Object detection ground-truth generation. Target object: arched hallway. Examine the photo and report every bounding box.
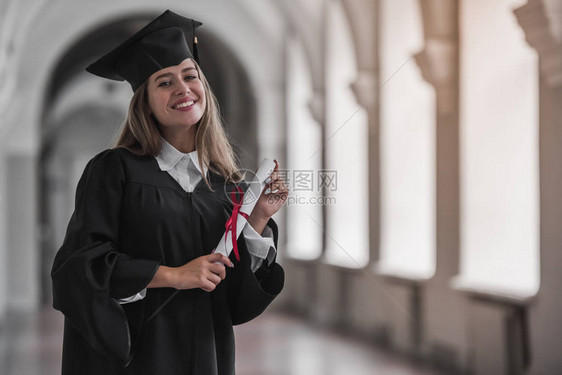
[1,0,561,374]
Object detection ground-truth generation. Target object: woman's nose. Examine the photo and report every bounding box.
[175,81,190,95]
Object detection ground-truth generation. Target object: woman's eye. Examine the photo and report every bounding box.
[185,75,197,81]
[158,81,171,87]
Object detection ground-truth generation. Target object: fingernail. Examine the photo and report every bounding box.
[264,188,271,195]
[265,177,271,184]
[271,189,279,194]
[229,262,235,268]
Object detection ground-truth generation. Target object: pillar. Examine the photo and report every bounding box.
[515,1,562,373]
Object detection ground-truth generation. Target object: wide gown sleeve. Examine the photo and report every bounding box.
[51,149,159,365]
[227,218,285,325]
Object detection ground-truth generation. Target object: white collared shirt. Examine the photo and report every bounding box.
[117,138,276,304]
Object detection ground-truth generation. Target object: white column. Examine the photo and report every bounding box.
[514,1,562,374]
[5,154,39,310]
[413,0,468,370]
[0,153,7,318]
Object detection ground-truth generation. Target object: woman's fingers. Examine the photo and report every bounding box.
[173,253,233,291]
[208,262,227,280]
[271,178,287,190]
[200,279,218,292]
[207,252,233,268]
[206,271,222,285]
[265,177,288,195]
[264,160,289,195]
[198,269,223,292]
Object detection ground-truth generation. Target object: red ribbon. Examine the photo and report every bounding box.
[224,186,249,261]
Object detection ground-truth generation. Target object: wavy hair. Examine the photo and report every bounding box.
[112,58,242,188]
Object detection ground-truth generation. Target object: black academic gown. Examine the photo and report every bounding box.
[51,147,284,375]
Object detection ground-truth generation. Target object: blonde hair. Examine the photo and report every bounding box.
[113,58,242,188]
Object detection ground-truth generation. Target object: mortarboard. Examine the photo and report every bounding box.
[86,10,202,92]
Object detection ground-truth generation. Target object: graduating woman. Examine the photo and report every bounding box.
[51,10,287,375]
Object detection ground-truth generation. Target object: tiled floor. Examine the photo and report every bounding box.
[0,307,445,375]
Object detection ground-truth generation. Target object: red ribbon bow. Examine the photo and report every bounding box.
[224,186,249,261]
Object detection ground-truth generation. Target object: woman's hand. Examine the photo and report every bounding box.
[148,253,233,292]
[247,160,289,233]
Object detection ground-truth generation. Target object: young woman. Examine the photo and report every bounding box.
[51,10,287,375]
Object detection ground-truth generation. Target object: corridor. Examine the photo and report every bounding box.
[0,309,444,375]
[1,0,561,374]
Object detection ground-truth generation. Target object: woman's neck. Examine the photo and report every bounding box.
[160,125,197,153]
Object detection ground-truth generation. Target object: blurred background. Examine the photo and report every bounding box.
[0,0,561,374]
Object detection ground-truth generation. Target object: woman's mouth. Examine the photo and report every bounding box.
[173,100,196,109]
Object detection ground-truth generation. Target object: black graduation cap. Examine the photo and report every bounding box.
[86,10,202,92]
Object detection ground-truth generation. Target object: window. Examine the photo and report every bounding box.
[458,0,539,296]
[324,0,369,268]
[285,35,323,260]
[377,0,436,278]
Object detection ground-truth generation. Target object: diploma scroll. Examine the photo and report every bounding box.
[144,159,275,326]
[213,158,276,258]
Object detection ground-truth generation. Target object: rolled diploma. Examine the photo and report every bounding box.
[213,158,276,257]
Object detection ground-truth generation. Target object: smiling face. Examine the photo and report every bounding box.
[146,58,206,130]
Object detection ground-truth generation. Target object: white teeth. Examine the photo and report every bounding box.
[174,100,195,109]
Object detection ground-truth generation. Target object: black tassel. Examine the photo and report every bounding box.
[192,21,199,64]
[193,36,199,64]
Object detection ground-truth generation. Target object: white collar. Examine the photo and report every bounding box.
[155,137,208,176]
